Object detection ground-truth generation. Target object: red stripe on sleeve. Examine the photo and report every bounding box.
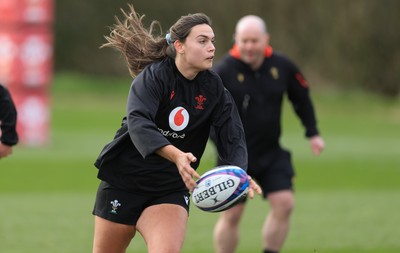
[295,73,308,88]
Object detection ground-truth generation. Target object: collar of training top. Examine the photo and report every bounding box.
[229,44,273,59]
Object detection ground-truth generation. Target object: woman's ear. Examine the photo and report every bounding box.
[174,40,184,54]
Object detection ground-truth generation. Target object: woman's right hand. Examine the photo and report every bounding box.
[175,152,200,191]
[156,145,200,191]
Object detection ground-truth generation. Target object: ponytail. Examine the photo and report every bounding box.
[101,5,168,77]
[102,4,212,77]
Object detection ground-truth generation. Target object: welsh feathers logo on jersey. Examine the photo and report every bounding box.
[169,106,189,131]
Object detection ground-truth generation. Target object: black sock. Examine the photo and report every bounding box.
[264,250,278,253]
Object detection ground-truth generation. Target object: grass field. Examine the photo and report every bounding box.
[1,72,399,253]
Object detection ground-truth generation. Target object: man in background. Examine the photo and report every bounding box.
[212,15,325,253]
[0,84,18,158]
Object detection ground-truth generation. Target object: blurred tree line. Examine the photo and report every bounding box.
[55,0,399,97]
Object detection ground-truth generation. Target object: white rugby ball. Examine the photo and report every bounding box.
[192,165,249,212]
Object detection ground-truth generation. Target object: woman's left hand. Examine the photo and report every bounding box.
[247,176,262,199]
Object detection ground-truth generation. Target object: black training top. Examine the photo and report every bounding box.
[213,45,319,167]
[0,84,18,146]
[95,57,247,195]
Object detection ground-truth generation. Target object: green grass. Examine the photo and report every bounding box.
[1,72,399,252]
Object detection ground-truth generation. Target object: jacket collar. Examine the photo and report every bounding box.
[229,44,273,59]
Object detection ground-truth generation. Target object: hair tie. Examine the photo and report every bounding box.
[165,33,172,45]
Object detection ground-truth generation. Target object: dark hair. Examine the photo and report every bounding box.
[101,4,212,77]
[166,13,212,57]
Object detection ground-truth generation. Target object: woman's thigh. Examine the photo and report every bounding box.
[137,204,189,253]
[92,216,136,253]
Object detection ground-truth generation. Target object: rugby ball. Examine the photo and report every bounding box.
[192,165,249,212]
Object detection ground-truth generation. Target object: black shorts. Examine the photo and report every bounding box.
[92,181,190,225]
[249,148,295,198]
